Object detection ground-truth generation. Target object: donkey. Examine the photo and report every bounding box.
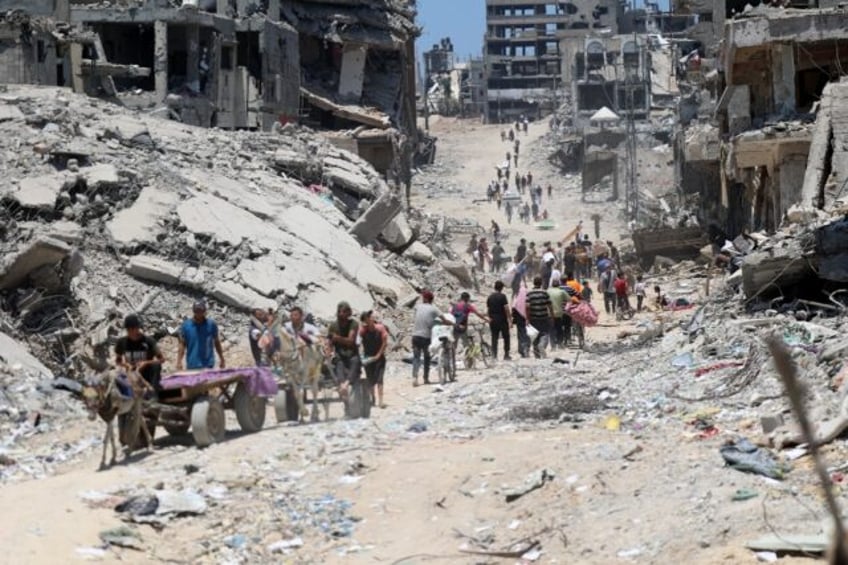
[81,369,153,468]
[261,322,327,422]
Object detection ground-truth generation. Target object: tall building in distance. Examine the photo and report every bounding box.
[484,0,620,123]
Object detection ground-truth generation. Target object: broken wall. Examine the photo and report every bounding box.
[0,25,58,87]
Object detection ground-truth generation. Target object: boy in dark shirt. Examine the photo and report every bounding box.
[115,314,164,391]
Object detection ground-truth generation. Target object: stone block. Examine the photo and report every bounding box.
[349,192,403,245]
[0,331,52,378]
[126,255,183,285]
[9,172,72,208]
[441,260,473,287]
[405,241,435,264]
[381,212,414,250]
[81,164,120,187]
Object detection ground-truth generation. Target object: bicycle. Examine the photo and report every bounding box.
[463,325,492,370]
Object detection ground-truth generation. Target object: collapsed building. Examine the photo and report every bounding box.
[0,0,421,186]
[676,7,848,238]
[422,38,485,118]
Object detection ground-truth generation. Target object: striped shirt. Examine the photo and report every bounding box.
[526,289,552,320]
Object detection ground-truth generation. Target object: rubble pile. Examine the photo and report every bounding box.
[0,85,469,458]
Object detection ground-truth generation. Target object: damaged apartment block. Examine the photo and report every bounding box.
[69,0,299,130]
[284,0,419,185]
[484,0,621,123]
[714,7,848,233]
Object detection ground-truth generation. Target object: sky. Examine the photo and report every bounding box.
[416,0,671,64]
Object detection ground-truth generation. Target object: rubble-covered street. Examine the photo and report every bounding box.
[4,0,848,564]
[0,101,842,563]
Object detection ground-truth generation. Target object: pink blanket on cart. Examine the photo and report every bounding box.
[161,367,278,397]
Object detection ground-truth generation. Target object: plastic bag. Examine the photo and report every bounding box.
[500,263,517,285]
[526,324,539,340]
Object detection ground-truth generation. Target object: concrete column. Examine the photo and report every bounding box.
[339,44,366,99]
[771,43,796,117]
[154,20,168,100]
[186,24,200,91]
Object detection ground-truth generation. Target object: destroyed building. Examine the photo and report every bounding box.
[561,34,651,126]
[422,38,485,118]
[67,1,300,130]
[483,0,620,123]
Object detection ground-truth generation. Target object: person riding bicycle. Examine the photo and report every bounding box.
[451,292,490,370]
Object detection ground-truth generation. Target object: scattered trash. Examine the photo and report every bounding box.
[75,547,107,559]
[407,422,428,433]
[184,464,200,475]
[720,438,790,479]
[731,488,758,501]
[754,551,778,563]
[99,526,143,550]
[671,352,694,368]
[267,537,304,554]
[115,489,207,524]
[603,414,621,431]
[617,547,643,558]
[504,469,555,503]
[223,534,247,549]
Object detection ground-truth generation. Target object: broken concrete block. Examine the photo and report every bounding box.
[0,104,24,122]
[306,277,372,321]
[237,257,287,298]
[126,255,183,285]
[441,260,473,288]
[108,185,180,246]
[761,414,785,434]
[0,236,72,290]
[381,213,414,251]
[7,172,73,209]
[0,331,53,378]
[405,241,435,264]
[211,280,276,312]
[81,164,121,187]
[49,221,84,244]
[273,147,315,177]
[349,192,403,245]
[323,164,375,197]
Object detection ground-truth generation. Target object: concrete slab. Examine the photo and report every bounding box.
[81,164,121,187]
[277,205,408,298]
[126,255,184,285]
[0,236,72,290]
[0,105,24,122]
[441,260,474,288]
[236,256,287,298]
[0,331,53,378]
[349,192,403,244]
[108,185,180,246]
[212,280,277,312]
[177,193,296,252]
[305,276,373,321]
[8,172,72,209]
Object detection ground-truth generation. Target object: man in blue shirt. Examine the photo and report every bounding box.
[177,301,225,370]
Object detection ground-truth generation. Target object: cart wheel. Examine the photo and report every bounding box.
[164,421,190,436]
[191,395,226,447]
[234,382,266,432]
[274,388,300,423]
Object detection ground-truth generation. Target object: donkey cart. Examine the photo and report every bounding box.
[120,367,278,448]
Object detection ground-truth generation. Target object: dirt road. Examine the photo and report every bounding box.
[0,119,818,564]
